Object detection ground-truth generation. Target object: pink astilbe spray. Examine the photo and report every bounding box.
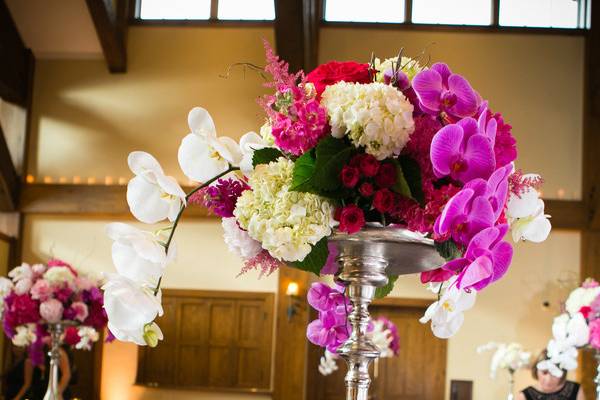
[508,169,544,198]
[238,250,281,278]
[258,40,329,155]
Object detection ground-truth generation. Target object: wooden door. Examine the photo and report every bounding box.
[309,299,447,400]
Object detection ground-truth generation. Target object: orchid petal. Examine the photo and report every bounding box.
[188,107,216,137]
[457,255,493,289]
[447,74,480,118]
[507,190,540,219]
[436,188,474,235]
[178,133,229,183]
[430,124,465,177]
[128,151,163,179]
[459,134,495,182]
[456,117,479,142]
[127,176,171,224]
[430,63,452,86]
[520,214,552,243]
[413,69,443,113]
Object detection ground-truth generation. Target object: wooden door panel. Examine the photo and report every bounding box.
[209,301,236,345]
[208,346,235,386]
[179,301,209,343]
[177,345,208,386]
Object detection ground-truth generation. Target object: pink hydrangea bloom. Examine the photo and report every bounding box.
[40,298,64,323]
[30,279,52,301]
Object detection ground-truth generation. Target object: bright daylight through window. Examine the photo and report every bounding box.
[412,0,492,25]
[139,0,274,20]
[324,0,405,23]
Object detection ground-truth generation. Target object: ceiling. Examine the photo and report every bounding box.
[6,0,102,59]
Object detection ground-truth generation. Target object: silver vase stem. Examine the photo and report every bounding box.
[43,323,64,400]
[507,369,515,400]
[336,255,389,400]
[595,351,600,400]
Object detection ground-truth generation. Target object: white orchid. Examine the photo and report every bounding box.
[239,131,270,177]
[537,359,567,378]
[106,223,175,285]
[420,277,477,338]
[178,107,242,183]
[127,151,186,224]
[369,319,395,358]
[506,174,551,243]
[540,312,591,376]
[12,324,37,347]
[103,273,163,346]
[318,350,339,376]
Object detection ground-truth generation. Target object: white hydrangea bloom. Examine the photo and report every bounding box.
[374,56,424,82]
[43,266,75,286]
[321,82,415,160]
[234,158,334,262]
[75,327,100,350]
[221,217,262,260]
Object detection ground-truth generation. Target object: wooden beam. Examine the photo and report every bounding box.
[0,0,33,106]
[20,184,212,218]
[85,0,128,73]
[274,0,320,73]
[580,1,600,397]
[545,199,587,231]
[0,125,19,211]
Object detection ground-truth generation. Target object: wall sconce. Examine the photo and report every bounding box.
[286,281,301,320]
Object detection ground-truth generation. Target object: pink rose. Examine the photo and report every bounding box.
[74,277,94,291]
[70,302,89,322]
[31,279,52,301]
[40,299,63,323]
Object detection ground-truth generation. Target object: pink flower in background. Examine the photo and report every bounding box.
[40,299,63,323]
[68,302,89,322]
[583,279,600,289]
[64,326,80,346]
[590,319,600,350]
[74,276,95,292]
[31,264,46,276]
[30,279,52,301]
[54,287,73,303]
[5,294,40,326]
[412,63,481,120]
[47,259,78,276]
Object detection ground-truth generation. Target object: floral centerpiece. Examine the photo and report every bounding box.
[538,278,600,377]
[478,342,531,378]
[0,259,107,364]
[103,41,551,346]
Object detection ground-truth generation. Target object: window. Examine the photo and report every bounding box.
[140,0,211,20]
[412,0,492,25]
[324,0,406,23]
[499,0,581,29]
[138,0,274,21]
[218,0,275,20]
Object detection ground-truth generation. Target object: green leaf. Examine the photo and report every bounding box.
[312,137,354,191]
[290,237,328,275]
[434,239,462,261]
[290,150,316,192]
[252,148,283,167]
[391,160,412,198]
[399,156,425,206]
[375,275,398,299]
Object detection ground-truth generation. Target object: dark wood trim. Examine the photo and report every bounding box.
[0,124,20,211]
[545,200,588,231]
[85,0,128,73]
[162,288,275,300]
[0,1,33,107]
[320,21,588,36]
[491,0,500,27]
[274,0,319,73]
[210,0,218,20]
[373,297,432,309]
[404,0,413,24]
[128,18,273,27]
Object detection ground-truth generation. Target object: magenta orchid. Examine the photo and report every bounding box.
[442,224,513,291]
[430,111,497,183]
[412,63,481,120]
[306,282,351,352]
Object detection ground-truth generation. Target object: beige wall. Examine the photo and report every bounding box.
[320,28,584,200]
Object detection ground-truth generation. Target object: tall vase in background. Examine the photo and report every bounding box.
[43,323,64,400]
[507,369,515,400]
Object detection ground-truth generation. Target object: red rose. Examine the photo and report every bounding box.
[64,326,81,346]
[359,182,374,197]
[359,154,380,177]
[373,189,394,213]
[338,204,365,234]
[306,61,372,97]
[340,165,360,188]
[375,163,397,188]
[580,306,592,319]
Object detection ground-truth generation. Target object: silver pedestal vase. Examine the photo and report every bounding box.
[507,369,515,400]
[43,323,65,400]
[331,225,444,400]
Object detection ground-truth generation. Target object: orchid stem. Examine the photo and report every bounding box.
[153,166,240,295]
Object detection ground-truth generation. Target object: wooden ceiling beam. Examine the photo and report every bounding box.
[0,0,33,107]
[85,0,128,73]
[274,0,320,73]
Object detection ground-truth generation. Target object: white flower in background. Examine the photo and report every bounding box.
[127,151,187,224]
[178,107,242,183]
[234,158,334,262]
[321,82,415,160]
[0,277,13,313]
[565,286,600,315]
[75,327,100,350]
[106,223,175,285]
[142,322,164,348]
[541,312,591,376]
[369,319,394,358]
[239,131,270,177]
[14,279,32,295]
[420,277,477,338]
[8,263,33,283]
[31,264,46,275]
[103,273,163,346]
[506,175,551,243]
[374,56,424,82]
[537,358,568,378]
[43,266,75,286]
[477,342,531,378]
[221,217,262,260]
[12,324,37,347]
[318,350,339,376]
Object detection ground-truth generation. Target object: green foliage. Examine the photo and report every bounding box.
[391,160,412,198]
[399,155,425,206]
[290,237,328,275]
[252,148,283,167]
[375,275,399,299]
[434,239,462,261]
[290,150,316,192]
[312,137,355,191]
